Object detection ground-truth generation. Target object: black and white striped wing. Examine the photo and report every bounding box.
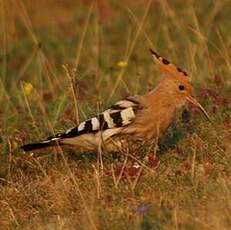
[56,97,142,139]
[21,97,143,151]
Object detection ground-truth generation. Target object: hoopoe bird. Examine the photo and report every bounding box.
[21,49,211,153]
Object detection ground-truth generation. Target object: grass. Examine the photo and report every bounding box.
[0,0,231,229]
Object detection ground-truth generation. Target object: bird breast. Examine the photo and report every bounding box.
[131,102,176,141]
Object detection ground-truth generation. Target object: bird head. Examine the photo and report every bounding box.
[150,48,212,123]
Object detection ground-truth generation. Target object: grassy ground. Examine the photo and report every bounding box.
[0,0,231,229]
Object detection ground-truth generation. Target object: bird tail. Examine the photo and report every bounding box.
[21,139,62,151]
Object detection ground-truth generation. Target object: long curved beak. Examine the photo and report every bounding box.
[187,96,212,123]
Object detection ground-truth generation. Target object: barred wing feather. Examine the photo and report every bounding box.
[21,97,143,151]
[57,97,142,139]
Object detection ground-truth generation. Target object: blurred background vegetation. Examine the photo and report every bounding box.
[0,0,230,229]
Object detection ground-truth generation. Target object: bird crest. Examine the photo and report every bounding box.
[149,48,190,80]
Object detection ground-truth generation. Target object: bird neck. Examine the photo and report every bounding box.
[145,85,177,109]
[138,87,178,139]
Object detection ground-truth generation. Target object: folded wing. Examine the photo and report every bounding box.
[21,97,143,151]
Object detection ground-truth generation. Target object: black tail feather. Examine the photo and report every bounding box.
[21,141,58,151]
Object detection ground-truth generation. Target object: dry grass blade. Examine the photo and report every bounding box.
[110,0,153,97]
[63,65,80,125]
[74,1,94,70]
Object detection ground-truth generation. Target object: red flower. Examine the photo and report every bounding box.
[199,88,217,99]
[200,89,211,97]
[106,162,142,179]
[43,91,53,101]
[224,122,231,129]
[188,103,201,114]
[148,155,159,168]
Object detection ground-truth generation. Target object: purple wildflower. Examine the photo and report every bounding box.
[133,203,149,216]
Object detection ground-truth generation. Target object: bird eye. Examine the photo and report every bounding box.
[178,85,185,91]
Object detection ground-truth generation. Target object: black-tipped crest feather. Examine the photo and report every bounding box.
[149,48,189,78]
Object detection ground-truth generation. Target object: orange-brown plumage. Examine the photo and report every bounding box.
[21,49,211,153]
